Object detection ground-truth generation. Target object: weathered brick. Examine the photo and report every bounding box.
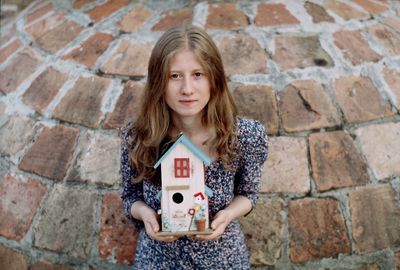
[34,185,97,259]
[359,263,380,270]
[0,101,5,114]
[22,67,68,114]
[61,32,115,67]
[349,185,400,253]
[279,80,340,132]
[309,131,369,192]
[233,85,278,135]
[353,0,388,14]
[87,0,128,23]
[26,2,53,24]
[0,24,17,46]
[73,0,95,9]
[0,37,22,63]
[0,49,41,94]
[382,16,400,32]
[325,0,369,20]
[218,34,268,76]
[31,260,73,270]
[118,7,151,33]
[52,75,111,128]
[0,244,28,270]
[255,3,299,27]
[383,67,400,108]
[333,30,382,65]
[36,20,84,53]
[206,3,248,30]
[262,137,309,194]
[273,35,333,70]
[0,116,40,158]
[395,252,400,270]
[98,193,138,264]
[333,76,393,123]
[289,198,350,263]
[19,125,79,181]
[368,24,400,56]
[152,8,193,31]
[66,131,119,186]
[240,198,285,266]
[103,81,144,129]
[0,173,47,240]
[100,40,151,77]
[24,12,65,40]
[355,122,400,180]
[304,1,335,23]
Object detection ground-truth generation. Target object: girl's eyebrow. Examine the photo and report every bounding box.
[169,68,204,72]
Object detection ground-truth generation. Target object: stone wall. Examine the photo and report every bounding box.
[0,0,399,269]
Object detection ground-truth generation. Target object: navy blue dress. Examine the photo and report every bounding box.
[120,117,268,269]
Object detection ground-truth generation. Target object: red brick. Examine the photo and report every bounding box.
[395,252,400,270]
[118,7,151,33]
[309,131,369,192]
[382,16,400,32]
[218,34,268,76]
[98,193,138,264]
[233,85,278,135]
[355,122,400,180]
[26,3,53,24]
[289,198,350,263]
[255,3,299,27]
[325,0,369,20]
[36,20,84,53]
[0,48,41,94]
[31,260,73,270]
[61,32,115,67]
[0,24,17,46]
[279,80,340,132]
[383,67,400,108]
[100,40,152,77]
[87,0,129,23]
[53,75,111,128]
[22,67,68,115]
[274,35,333,70]
[73,0,96,9]
[206,3,249,30]
[333,76,394,123]
[240,198,285,266]
[304,1,335,23]
[349,185,400,254]
[66,131,120,186]
[24,12,65,40]
[103,81,144,129]
[0,244,28,270]
[262,137,309,194]
[0,173,47,240]
[333,30,382,65]
[0,37,22,63]
[352,0,388,14]
[151,8,193,31]
[19,125,79,180]
[368,24,400,56]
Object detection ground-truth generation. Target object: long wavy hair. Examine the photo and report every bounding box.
[128,25,238,182]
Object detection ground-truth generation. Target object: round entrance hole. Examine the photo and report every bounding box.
[172,192,184,204]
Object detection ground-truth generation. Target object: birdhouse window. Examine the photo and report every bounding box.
[174,158,190,178]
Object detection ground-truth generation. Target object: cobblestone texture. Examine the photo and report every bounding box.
[0,0,399,269]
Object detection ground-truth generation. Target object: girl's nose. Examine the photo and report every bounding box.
[181,76,194,95]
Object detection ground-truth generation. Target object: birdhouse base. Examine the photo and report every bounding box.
[155,229,213,236]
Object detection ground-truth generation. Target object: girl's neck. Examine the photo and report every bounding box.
[170,114,205,138]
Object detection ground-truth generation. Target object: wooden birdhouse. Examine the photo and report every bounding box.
[154,133,213,236]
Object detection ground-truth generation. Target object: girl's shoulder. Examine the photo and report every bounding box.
[235,116,267,140]
[119,119,136,146]
[235,117,269,160]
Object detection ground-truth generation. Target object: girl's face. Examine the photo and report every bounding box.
[165,49,211,122]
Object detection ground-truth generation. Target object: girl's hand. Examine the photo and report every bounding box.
[195,209,233,241]
[139,205,178,242]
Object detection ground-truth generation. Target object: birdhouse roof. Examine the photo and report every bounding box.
[153,133,211,168]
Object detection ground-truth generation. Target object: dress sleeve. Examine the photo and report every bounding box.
[234,120,269,212]
[120,125,144,229]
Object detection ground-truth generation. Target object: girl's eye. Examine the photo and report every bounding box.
[194,72,202,78]
[170,73,181,79]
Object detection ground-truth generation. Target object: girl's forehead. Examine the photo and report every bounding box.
[169,49,205,70]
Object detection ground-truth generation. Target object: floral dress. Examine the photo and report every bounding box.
[120,117,269,270]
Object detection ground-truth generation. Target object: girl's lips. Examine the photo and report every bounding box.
[179,100,197,104]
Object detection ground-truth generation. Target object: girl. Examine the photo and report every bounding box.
[120,25,268,269]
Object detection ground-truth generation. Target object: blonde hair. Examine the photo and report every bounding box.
[128,25,237,182]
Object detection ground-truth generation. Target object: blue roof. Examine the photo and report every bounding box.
[153,133,212,168]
